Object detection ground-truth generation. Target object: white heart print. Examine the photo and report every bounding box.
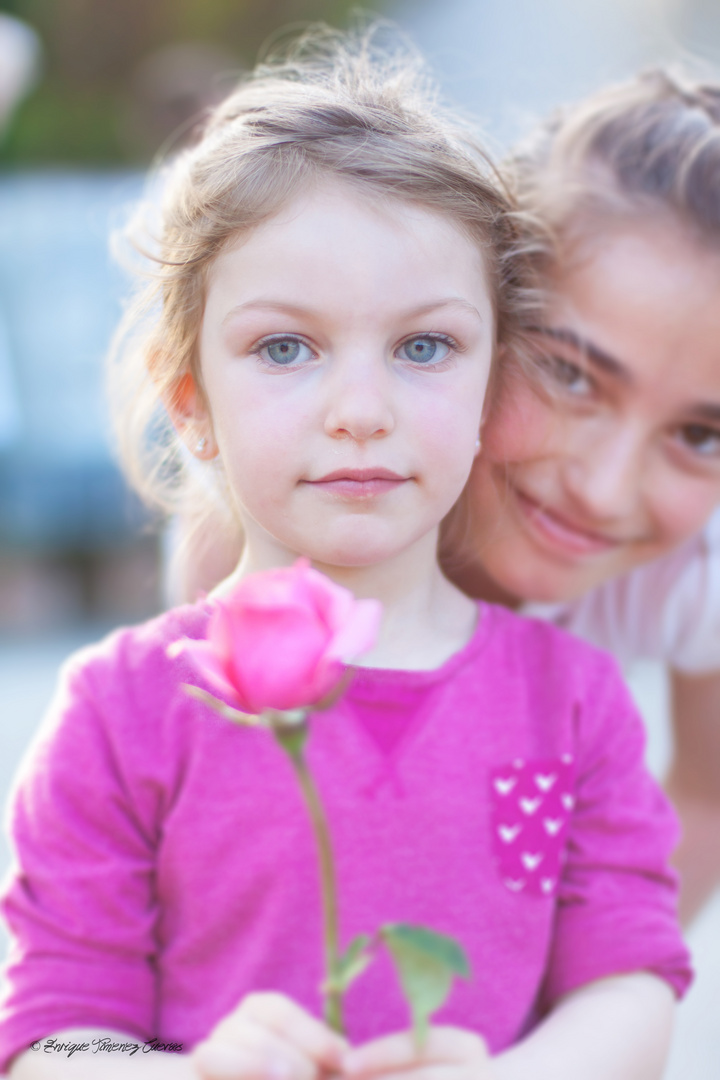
[491,755,576,899]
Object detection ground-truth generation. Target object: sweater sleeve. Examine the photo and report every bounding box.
[0,645,161,1073]
[540,650,693,1009]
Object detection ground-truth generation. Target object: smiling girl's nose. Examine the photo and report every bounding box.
[323,354,395,442]
[561,421,646,522]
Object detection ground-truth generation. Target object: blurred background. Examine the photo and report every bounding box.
[0,1,719,1076]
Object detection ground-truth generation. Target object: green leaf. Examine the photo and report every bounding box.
[333,934,374,992]
[381,924,470,1048]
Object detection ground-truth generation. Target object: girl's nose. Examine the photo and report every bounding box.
[561,423,645,522]
[323,358,395,442]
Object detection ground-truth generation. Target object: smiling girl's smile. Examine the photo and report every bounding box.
[512,487,624,559]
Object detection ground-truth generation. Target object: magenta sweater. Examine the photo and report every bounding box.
[0,602,691,1071]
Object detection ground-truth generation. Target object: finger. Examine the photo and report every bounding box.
[240,1017,320,1080]
[241,993,348,1069]
[198,1017,318,1080]
[355,1066,489,1080]
[343,1028,488,1078]
[192,1040,293,1080]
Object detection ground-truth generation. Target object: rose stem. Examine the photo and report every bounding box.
[288,747,344,1034]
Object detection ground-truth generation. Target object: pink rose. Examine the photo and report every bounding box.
[173,559,382,714]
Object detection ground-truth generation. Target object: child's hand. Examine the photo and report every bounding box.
[342,1027,494,1080]
[191,992,348,1080]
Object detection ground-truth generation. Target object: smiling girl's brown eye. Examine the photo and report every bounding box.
[536,351,592,396]
[679,423,720,456]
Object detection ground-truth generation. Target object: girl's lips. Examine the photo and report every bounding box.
[305,468,408,499]
[514,489,621,558]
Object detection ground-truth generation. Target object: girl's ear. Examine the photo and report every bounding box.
[163,369,219,461]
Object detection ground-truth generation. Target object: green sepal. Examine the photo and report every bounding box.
[182,684,263,726]
[272,714,310,758]
[326,934,374,994]
[271,708,308,727]
[381,924,471,1048]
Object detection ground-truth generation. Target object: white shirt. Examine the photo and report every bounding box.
[524,508,720,674]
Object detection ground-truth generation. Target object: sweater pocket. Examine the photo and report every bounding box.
[489,756,575,898]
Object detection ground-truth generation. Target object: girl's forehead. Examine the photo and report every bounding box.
[550,217,720,318]
[205,180,493,313]
[545,219,720,396]
[555,210,720,282]
[216,178,485,258]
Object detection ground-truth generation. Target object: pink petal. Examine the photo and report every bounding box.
[168,637,250,710]
[189,559,382,713]
[325,598,383,663]
[227,560,317,619]
[293,563,379,641]
[217,598,332,711]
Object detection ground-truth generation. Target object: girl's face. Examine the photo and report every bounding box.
[468,219,720,604]
[190,181,494,575]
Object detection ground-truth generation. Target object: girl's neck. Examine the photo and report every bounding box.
[218,533,479,672]
[330,558,478,671]
[446,553,523,609]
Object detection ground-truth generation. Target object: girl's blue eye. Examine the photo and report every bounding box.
[268,340,299,364]
[398,336,450,364]
[257,337,314,366]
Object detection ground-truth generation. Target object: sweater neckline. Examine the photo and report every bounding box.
[347,601,492,690]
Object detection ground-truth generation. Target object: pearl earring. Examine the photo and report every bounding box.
[474,436,481,453]
[196,436,207,453]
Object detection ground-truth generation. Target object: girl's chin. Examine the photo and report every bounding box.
[275,525,438,573]
[276,542,412,573]
[313,549,412,572]
[485,546,617,607]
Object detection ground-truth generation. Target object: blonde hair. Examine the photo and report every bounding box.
[109,24,539,532]
[509,67,720,269]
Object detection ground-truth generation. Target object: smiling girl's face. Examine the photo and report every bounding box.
[188,180,494,578]
[467,218,720,604]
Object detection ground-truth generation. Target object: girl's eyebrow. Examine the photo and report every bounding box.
[534,326,632,382]
[404,297,484,320]
[222,297,484,325]
[686,403,720,425]
[222,300,313,325]
[538,327,720,421]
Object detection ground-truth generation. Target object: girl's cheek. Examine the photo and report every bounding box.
[483,378,560,464]
[648,475,720,548]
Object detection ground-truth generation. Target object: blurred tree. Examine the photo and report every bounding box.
[0,0,380,164]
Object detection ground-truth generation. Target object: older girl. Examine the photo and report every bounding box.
[0,31,688,1080]
[452,70,720,923]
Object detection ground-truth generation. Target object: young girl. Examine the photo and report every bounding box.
[449,69,720,923]
[0,30,690,1080]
